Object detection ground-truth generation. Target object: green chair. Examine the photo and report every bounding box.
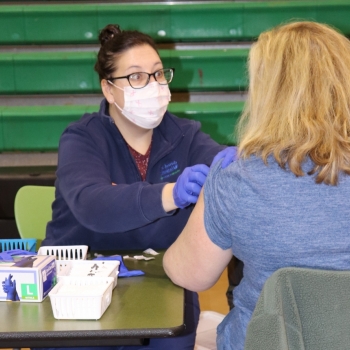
[244,267,350,350]
[14,185,55,251]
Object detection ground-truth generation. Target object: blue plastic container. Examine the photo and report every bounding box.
[0,238,37,253]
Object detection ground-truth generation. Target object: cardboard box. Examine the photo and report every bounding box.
[0,255,56,302]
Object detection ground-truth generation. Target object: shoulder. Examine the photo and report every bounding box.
[207,156,265,182]
[223,156,282,181]
[58,100,119,152]
[161,110,202,134]
[205,156,278,197]
[63,99,112,135]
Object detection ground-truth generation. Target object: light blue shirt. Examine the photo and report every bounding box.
[204,156,350,350]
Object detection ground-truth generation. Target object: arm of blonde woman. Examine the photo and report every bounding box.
[163,189,232,292]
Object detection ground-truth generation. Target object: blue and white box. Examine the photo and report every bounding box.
[0,255,56,302]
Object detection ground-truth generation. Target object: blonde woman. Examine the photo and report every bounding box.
[164,21,350,350]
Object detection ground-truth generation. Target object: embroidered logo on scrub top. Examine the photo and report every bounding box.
[160,161,180,180]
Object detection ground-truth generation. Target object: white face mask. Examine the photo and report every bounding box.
[108,81,171,129]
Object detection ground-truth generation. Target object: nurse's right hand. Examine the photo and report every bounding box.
[173,164,209,209]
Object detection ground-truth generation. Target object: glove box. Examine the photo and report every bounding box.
[0,255,56,302]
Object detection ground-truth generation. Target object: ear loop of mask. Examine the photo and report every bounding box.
[107,80,124,112]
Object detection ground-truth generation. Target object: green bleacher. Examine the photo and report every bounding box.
[1,1,349,44]
[0,0,349,151]
[0,102,244,151]
[0,49,249,94]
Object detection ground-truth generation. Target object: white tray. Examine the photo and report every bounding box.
[49,276,114,320]
[38,245,88,260]
[57,260,120,289]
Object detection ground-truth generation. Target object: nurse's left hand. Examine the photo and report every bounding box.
[211,146,238,169]
[173,164,209,209]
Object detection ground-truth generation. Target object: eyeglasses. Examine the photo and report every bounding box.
[108,68,175,89]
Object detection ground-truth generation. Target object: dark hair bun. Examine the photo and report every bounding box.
[98,24,121,46]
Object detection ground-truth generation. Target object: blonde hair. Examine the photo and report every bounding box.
[237,21,350,185]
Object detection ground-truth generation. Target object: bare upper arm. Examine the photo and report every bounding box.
[163,189,232,292]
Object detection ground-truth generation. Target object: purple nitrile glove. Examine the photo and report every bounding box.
[173,164,209,209]
[2,274,20,301]
[0,249,36,262]
[94,255,144,277]
[211,146,238,169]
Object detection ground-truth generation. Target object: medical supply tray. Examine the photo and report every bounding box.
[38,245,88,260]
[57,260,120,288]
[0,238,37,253]
[49,276,114,320]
